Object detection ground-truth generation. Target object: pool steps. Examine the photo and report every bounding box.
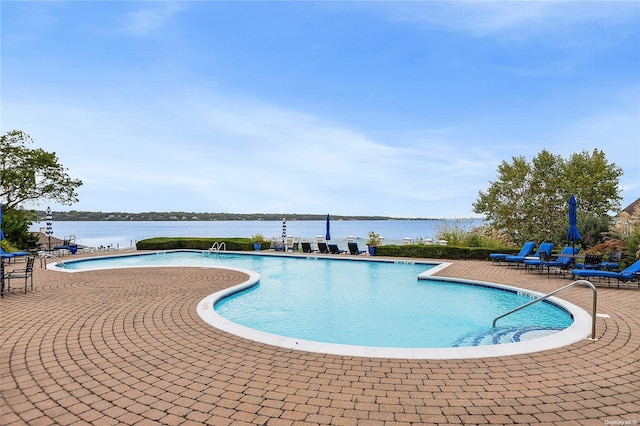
[453,325,563,347]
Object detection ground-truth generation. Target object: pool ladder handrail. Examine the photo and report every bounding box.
[492,279,597,340]
[40,253,69,269]
[208,242,226,252]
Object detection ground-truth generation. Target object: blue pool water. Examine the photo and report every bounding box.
[56,251,574,349]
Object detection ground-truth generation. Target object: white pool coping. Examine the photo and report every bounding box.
[48,250,594,359]
[196,266,593,359]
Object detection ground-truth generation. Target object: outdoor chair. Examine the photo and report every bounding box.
[489,241,536,264]
[317,242,330,254]
[0,247,29,262]
[6,256,35,294]
[510,242,554,269]
[601,251,622,270]
[348,242,366,255]
[523,243,555,272]
[328,244,345,254]
[527,251,553,274]
[540,246,579,278]
[301,242,315,253]
[575,253,604,270]
[271,239,285,251]
[1,260,5,298]
[572,259,640,288]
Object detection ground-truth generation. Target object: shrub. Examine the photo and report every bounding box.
[251,233,266,244]
[136,237,253,251]
[375,244,497,260]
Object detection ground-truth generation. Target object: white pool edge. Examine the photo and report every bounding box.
[196,266,593,360]
[47,250,593,359]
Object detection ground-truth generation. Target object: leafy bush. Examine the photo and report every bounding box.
[136,237,253,251]
[135,238,539,261]
[375,244,499,260]
[251,233,266,244]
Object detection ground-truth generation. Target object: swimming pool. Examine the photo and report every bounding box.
[52,250,592,358]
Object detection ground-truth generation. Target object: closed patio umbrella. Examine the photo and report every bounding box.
[46,207,54,251]
[282,218,287,247]
[567,195,581,252]
[0,204,5,241]
[325,214,331,241]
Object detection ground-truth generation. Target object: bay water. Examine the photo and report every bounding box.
[29,218,483,249]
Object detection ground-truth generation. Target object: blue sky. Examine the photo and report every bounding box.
[2,1,639,218]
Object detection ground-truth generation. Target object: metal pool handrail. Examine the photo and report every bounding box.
[40,253,69,269]
[208,242,226,252]
[492,279,597,340]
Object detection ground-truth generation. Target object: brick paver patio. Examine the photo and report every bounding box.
[1,253,638,425]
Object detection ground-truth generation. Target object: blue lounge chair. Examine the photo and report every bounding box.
[572,259,640,288]
[522,242,555,271]
[489,241,536,263]
[0,247,29,261]
[540,246,580,278]
[348,242,366,255]
[508,242,553,268]
[0,248,13,260]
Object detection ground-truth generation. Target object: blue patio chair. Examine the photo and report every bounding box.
[1,260,5,298]
[540,246,580,278]
[508,242,553,269]
[574,253,604,270]
[0,247,29,261]
[522,243,555,272]
[572,259,640,288]
[600,251,622,270]
[489,241,536,264]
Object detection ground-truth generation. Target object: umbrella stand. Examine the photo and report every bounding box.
[325,214,331,242]
[567,195,581,254]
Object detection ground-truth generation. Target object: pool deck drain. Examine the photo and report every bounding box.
[1,253,639,425]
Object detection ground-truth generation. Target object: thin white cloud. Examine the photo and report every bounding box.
[3,1,637,216]
[379,1,639,39]
[3,87,497,216]
[121,2,184,36]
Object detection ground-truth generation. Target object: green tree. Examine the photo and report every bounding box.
[472,156,531,244]
[473,149,622,247]
[1,207,38,250]
[561,150,623,217]
[1,130,83,209]
[1,130,83,248]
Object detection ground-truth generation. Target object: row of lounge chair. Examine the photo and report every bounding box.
[301,242,366,255]
[572,260,640,288]
[489,241,639,288]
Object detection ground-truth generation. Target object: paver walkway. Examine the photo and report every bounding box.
[1,254,638,425]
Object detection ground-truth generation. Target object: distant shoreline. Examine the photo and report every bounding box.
[34,211,483,222]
